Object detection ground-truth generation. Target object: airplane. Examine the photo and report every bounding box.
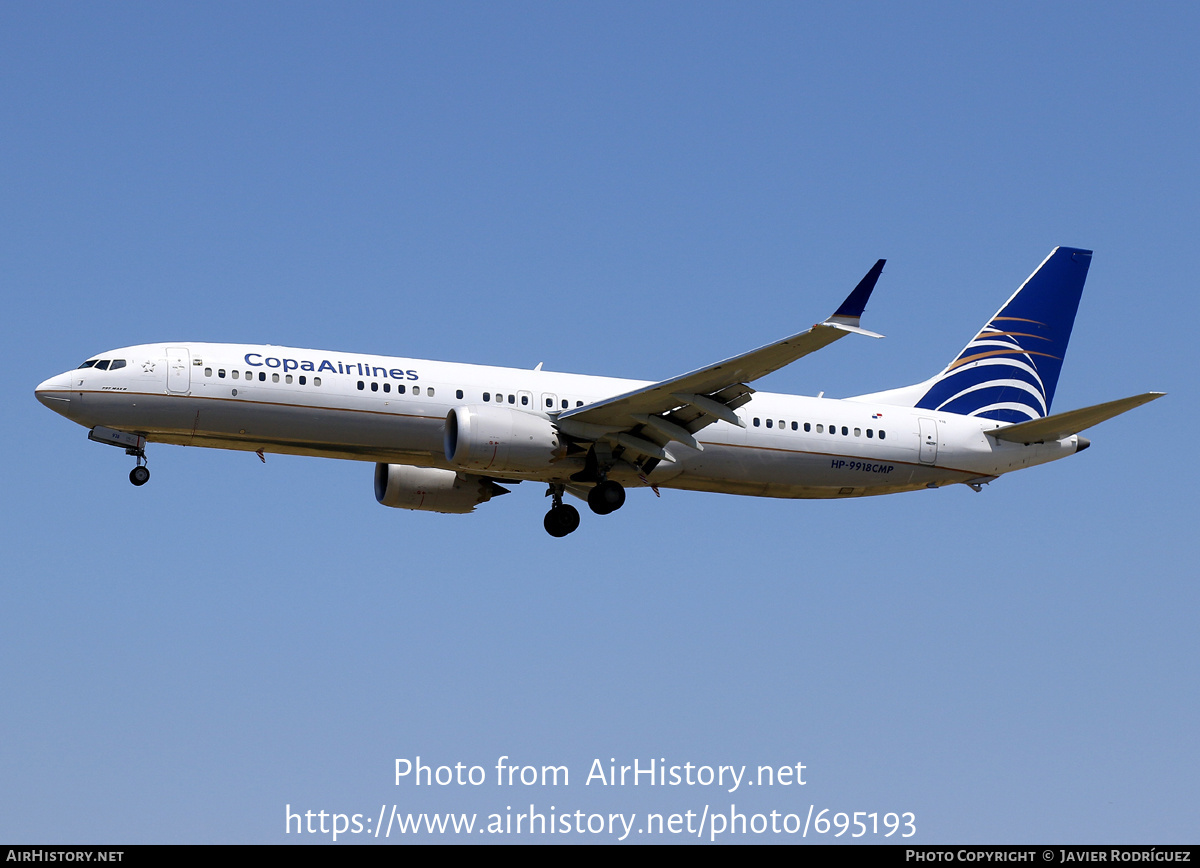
[35,247,1162,537]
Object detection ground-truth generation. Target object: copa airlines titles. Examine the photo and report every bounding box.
[243,352,418,381]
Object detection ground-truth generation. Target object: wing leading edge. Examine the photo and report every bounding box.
[556,260,886,466]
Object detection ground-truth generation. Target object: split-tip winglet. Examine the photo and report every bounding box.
[827,259,885,331]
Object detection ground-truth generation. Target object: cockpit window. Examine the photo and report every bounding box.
[77,358,126,371]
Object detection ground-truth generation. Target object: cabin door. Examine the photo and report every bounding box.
[918,417,938,464]
[166,347,191,393]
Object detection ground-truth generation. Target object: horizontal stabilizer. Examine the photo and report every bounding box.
[986,392,1164,444]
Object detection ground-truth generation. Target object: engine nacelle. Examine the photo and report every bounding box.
[374,464,508,514]
[444,404,561,474]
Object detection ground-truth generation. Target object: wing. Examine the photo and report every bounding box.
[556,260,886,469]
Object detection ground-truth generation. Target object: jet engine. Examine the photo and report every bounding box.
[374,464,509,514]
[444,404,561,474]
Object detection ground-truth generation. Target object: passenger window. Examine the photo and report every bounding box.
[371,382,378,392]
[314,377,321,386]
[854,428,861,437]
[218,369,225,378]
[272,373,280,383]
[357,381,364,390]
[791,421,798,430]
[546,397,553,408]
[816,424,824,433]
[397,384,405,394]
[804,422,811,432]
[508,395,515,404]
[576,401,583,407]
[766,419,772,428]
[867,429,873,438]
[428,388,435,397]
[383,382,390,393]
[484,392,491,402]
[413,386,421,396]
[259,372,266,382]
[841,426,848,435]
[205,368,212,377]
[232,370,240,380]
[299,375,306,385]
[753,418,761,427]
[286,374,293,384]
[520,394,526,405]
[778,420,784,429]
[245,372,252,380]
[457,390,464,400]
[562,400,569,409]
[879,430,886,440]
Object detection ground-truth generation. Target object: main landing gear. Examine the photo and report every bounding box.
[543,479,627,537]
[587,479,625,515]
[544,485,580,538]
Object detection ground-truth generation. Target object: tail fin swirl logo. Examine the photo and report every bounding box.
[915,247,1092,423]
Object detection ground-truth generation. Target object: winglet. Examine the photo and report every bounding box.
[828,259,885,327]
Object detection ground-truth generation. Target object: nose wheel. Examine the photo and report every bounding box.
[128,446,149,486]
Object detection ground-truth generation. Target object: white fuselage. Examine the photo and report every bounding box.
[35,342,1080,499]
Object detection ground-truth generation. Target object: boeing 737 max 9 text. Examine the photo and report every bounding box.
[36,247,1162,536]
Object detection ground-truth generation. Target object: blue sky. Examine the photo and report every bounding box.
[3,3,1196,843]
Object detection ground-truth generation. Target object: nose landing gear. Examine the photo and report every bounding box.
[86,426,151,487]
[129,458,150,486]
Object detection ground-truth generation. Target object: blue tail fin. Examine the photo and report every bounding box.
[913,247,1092,422]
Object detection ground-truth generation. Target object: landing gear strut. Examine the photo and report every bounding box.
[543,484,580,537]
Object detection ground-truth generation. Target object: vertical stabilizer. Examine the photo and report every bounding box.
[859,247,1093,421]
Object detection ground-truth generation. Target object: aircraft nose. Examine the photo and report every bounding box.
[35,372,74,413]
